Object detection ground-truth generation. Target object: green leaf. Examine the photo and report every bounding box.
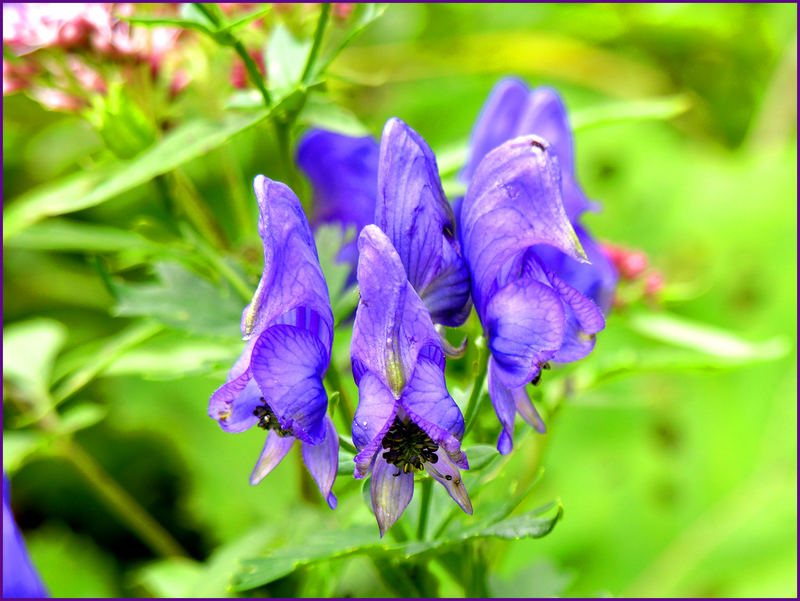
[5,218,156,252]
[56,404,108,435]
[120,15,214,36]
[267,24,312,96]
[231,502,562,591]
[113,262,243,338]
[300,94,371,136]
[3,318,67,407]
[84,81,157,159]
[133,558,205,598]
[627,311,788,363]
[47,321,163,413]
[218,5,272,33]
[463,444,499,472]
[571,94,691,131]
[3,111,271,241]
[337,448,356,476]
[2,431,49,474]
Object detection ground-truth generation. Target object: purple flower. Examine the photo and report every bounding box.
[297,120,472,329]
[462,78,618,313]
[350,225,472,536]
[208,175,338,508]
[375,118,472,328]
[296,129,379,282]
[3,473,48,598]
[459,135,606,454]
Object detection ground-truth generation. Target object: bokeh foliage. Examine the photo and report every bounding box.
[3,3,796,597]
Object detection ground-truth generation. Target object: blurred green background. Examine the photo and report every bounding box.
[3,3,797,597]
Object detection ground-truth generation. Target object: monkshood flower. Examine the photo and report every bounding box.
[208,175,338,508]
[298,119,472,331]
[350,225,472,536]
[459,136,606,454]
[462,78,617,313]
[296,129,379,281]
[375,118,472,329]
[3,472,48,598]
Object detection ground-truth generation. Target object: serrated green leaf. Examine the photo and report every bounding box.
[267,24,312,96]
[113,262,243,338]
[231,502,562,591]
[463,444,499,472]
[4,111,271,241]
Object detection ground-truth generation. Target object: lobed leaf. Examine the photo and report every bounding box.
[231,502,562,591]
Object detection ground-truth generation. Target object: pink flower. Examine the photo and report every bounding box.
[30,87,84,111]
[3,58,37,95]
[3,3,112,53]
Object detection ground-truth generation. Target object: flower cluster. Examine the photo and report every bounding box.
[211,79,617,535]
[3,3,183,109]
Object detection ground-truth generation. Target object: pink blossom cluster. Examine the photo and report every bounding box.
[2,3,183,109]
[602,243,665,302]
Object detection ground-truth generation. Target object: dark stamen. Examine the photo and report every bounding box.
[253,398,293,437]
[380,417,439,477]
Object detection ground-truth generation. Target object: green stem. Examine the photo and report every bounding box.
[463,337,489,436]
[337,435,357,455]
[273,120,301,193]
[59,438,189,559]
[416,478,433,541]
[194,2,271,108]
[301,3,331,85]
[233,39,272,108]
[324,367,354,431]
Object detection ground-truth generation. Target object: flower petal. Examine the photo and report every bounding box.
[208,336,257,429]
[296,129,379,231]
[241,176,333,351]
[250,324,329,445]
[301,416,339,509]
[250,431,295,485]
[423,449,473,515]
[461,135,586,314]
[3,474,48,598]
[351,225,442,395]
[352,371,398,478]
[487,359,517,455]
[371,452,414,538]
[485,272,566,389]
[462,77,530,183]
[535,222,618,314]
[401,356,465,456]
[375,118,471,325]
[539,259,606,364]
[214,378,262,433]
[513,385,546,434]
